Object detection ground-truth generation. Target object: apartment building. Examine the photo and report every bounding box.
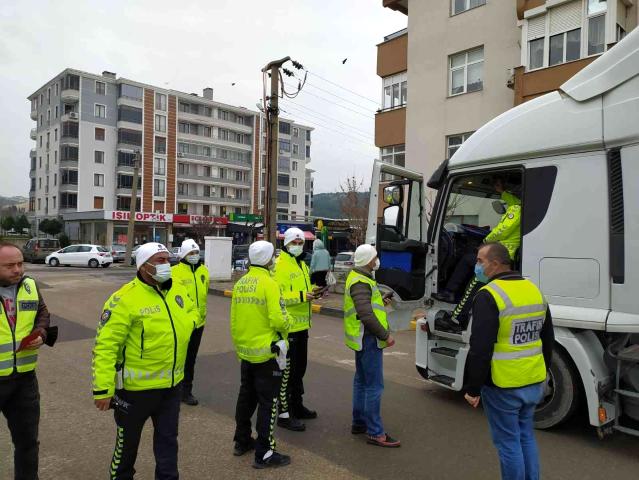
[379,0,638,180]
[27,68,314,246]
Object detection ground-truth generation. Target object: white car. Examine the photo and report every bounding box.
[333,251,355,273]
[46,244,113,268]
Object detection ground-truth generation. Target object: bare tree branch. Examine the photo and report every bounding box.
[339,176,368,247]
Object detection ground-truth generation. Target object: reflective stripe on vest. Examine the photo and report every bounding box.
[481,278,547,388]
[343,272,389,351]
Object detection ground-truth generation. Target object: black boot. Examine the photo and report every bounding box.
[277,416,306,431]
[181,384,199,406]
[253,451,291,469]
[292,405,317,419]
[233,438,255,457]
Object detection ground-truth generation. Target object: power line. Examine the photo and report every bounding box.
[283,82,374,119]
[306,71,379,105]
[304,81,377,111]
[282,100,373,140]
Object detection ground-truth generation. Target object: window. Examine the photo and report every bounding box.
[118,129,142,146]
[306,130,311,141]
[155,93,167,111]
[292,161,298,171]
[62,121,79,138]
[203,166,211,177]
[449,47,483,95]
[54,174,57,186]
[154,179,165,196]
[95,81,106,95]
[94,104,106,118]
[203,185,211,197]
[95,127,105,141]
[117,174,140,189]
[279,140,291,153]
[305,145,310,158]
[119,83,143,100]
[529,38,545,69]
[549,29,581,66]
[94,174,104,187]
[54,83,59,96]
[47,88,51,104]
[292,178,298,188]
[118,106,143,123]
[55,105,58,118]
[54,151,57,164]
[588,15,605,55]
[61,145,79,161]
[381,144,406,166]
[154,157,166,175]
[587,0,606,15]
[277,191,289,203]
[177,203,188,214]
[202,205,210,216]
[278,174,290,187]
[94,151,105,164]
[293,127,299,137]
[54,128,58,141]
[52,196,56,209]
[61,169,78,185]
[446,132,473,159]
[178,183,189,195]
[293,144,299,155]
[292,194,297,204]
[155,115,167,133]
[118,151,137,167]
[452,0,485,15]
[279,122,291,135]
[382,72,408,109]
[94,196,104,209]
[39,178,42,189]
[178,163,190,175]
[617,24,627,42]
[38,199,41,210]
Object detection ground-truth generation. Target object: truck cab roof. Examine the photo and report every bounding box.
[449,27,639,170]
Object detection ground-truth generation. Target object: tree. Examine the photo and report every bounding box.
[1,216,15,232]
[14,215,31,233]
[39,218,63,236]
[190,218,218,245]
[339,176,368,247]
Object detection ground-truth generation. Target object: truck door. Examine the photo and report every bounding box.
[366,160,427,331]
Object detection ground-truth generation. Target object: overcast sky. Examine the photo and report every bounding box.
[0,0,406,198]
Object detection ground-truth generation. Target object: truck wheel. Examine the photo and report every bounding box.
[534,347,581,429]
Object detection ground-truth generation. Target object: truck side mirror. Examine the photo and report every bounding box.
[383,186,403,205]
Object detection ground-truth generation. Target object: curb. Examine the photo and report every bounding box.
[209,288,343,318]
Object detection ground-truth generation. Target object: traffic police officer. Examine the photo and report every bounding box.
[172,238,210,406]
[464,242,554,480]
[0,242,56,480]
[231,241,291,469]
[273,227,322,431]
[93,242,197,480]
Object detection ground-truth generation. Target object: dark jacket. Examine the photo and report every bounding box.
[349,267,389,341]
[464,271,554,396]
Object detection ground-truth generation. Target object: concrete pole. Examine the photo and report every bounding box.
[124,150,141,266]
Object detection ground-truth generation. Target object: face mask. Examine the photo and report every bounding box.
[474,263,489,284]
[149,263,172,283]
[372,259,380,271]
[186,254,200,265]
[288,245,304,257]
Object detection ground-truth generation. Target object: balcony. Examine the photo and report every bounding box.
[29,169,36,179]
[117,96,143,108]
[177,111,254,134]
[30,148,36,158]
[60,135,79,145]
[61,112,80,122]
[177,193,250,206]
[61,89,80,103]
[59,183,78,192]
[177,173,251,187]
[377,27,407,78]
[177,151,252,169]
[60,159,78,169]
[30,109,37,121]
[30,128,37,140]
[374,106,406,147]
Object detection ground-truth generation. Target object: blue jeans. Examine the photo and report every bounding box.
[352,334,384,437]
[481,383,544,480]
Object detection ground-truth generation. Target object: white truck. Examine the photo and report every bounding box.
[367,27,639,437]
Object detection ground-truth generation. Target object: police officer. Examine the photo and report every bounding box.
[93,242,197,480]
[0,242,55,480]
[273,228,322,431]
[172,238,210,406]
[231,241,291,469]
[344,244,400,448]
[464,242,554,480]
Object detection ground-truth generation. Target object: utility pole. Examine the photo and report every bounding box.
[262,56,290,245]
[125,150,141,266]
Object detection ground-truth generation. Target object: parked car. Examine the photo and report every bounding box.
[169,247,180,266]
[110,244,126,263]
[46,244,112,268]
[129,245,141,265]
[23,238,61,263]
[232,244,250,263]
[333,251,355,273]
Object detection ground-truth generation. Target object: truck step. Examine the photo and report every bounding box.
[429,374,455,387]
[431,329,464,341]
[614,388,639,400]
[613,425,639,438]
[431,347,458,358]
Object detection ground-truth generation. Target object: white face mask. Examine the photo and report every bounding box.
[288,244,304,257]
[186,254,200,265]
[373,259,380,271]
[149,263,172,283]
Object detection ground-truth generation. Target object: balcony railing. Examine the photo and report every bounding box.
[176,193,250,205]
[177,173,251,186]
[177,151,252,168]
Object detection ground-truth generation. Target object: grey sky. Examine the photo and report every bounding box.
[0,0,406,197]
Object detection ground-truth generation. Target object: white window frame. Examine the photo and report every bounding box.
[449,47,484,97]
[94,150,105,164]
[293,144,299,155]
[94,173,105,187]
[549,28,582,66]
[154,178,166,197]
[451,0,486,16]
[292,161,298,171]
[155,93,167,111]
[446,132,474,159]
[95,81,106,95]
[381,72,407,110]
[292,178,298,188]
[293,127,299,137]
[586,13,606,56]
[94,103,106,119]
[154,157,166,176]
[155,114,167,133]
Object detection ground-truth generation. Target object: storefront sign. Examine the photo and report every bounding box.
[106,211,173,223]
[228,213,263,223]
[190,215,229,225]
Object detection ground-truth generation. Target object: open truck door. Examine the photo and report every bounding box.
[366,160,430,331]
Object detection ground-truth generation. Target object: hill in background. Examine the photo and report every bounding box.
[312,192,369,219]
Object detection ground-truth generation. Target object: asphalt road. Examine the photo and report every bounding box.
[0,264,637,479]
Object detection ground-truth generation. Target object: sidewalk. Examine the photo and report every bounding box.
[209,271,344,318]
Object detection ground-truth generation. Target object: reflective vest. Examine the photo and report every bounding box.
[0,277,40,377]
[172,261,210,328]
[273,250,312,333]
[485,191,521,259]
[230,266,289,363]
[343,271,389,351]
[92,278,197,400]
[480,278,547,388]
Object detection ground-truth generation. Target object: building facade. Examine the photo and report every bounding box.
[27,69,314,246]
[380,0,638,181]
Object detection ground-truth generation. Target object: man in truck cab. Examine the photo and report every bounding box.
[464,242,553,480]
[434,177,521,305]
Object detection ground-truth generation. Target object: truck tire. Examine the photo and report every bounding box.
[534,347,581,429]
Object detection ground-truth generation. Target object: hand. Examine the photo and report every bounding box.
[305,292,317,301]
[464,393,480,408]
[24,336,44,350]
[386,335,395,347]
[94,398,112,411]
[383,296,392,306]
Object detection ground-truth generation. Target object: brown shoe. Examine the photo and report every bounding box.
[367,433,401,448]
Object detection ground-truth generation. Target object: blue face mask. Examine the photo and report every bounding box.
[474,263,489,284]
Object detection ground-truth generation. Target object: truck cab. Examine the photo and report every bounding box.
[368,28,639,435]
